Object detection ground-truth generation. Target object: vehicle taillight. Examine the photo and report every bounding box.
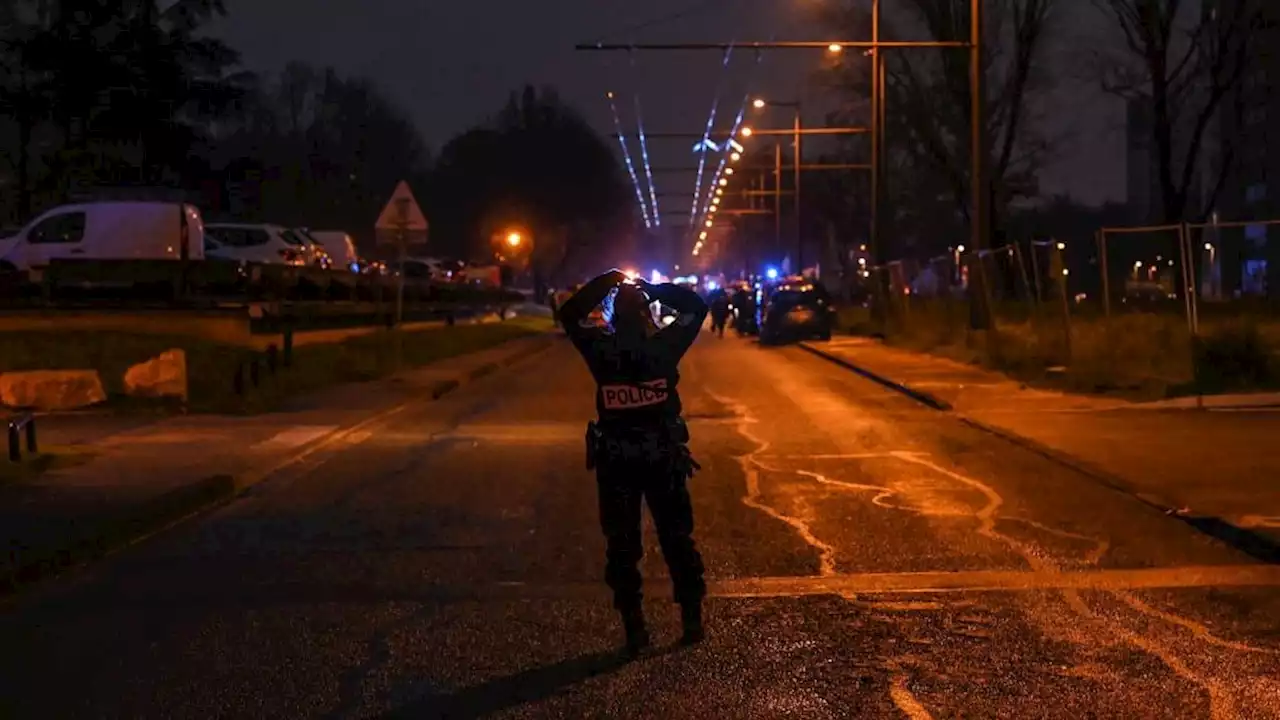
[278,248,303,265]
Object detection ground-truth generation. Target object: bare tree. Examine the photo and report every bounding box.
[1092,0,1261,223]
[818,0,1057,254]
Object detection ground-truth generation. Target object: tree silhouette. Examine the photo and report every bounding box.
[0,0,248,216]
[426,84,634,289]
[204,64,432,249]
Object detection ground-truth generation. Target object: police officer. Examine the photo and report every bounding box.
[708,289,731,338]
[558,269,708,656]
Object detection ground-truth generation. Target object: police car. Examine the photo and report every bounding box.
[758,278,835,344]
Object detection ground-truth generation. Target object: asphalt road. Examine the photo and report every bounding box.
[4,333,1280,719]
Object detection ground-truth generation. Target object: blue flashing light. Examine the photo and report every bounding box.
[706,280,718,291]
[765,267,779,280]
[651,269,663,284]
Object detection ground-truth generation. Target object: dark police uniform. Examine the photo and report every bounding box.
[558,271,708,647]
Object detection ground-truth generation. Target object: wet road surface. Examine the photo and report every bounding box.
[3,334,1280,719]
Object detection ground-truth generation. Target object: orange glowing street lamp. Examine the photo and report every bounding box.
[505,231,524,248]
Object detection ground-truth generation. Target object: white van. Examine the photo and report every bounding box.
[301,230,360,271]
[0,201,205,271]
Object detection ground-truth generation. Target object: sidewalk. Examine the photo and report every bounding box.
[800,337,1280,554]
[1,333,556,591]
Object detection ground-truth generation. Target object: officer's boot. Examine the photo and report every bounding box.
[680,601,705,645]
[620,607,650,657]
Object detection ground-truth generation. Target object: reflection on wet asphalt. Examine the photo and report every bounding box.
[2,335,1279,719]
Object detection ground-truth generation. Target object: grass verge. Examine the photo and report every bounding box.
[0,315,555,414]
[841,301,1280,400]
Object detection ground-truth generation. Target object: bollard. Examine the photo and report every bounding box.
[7,414,37,462]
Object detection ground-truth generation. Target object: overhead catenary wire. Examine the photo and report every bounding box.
[591,0,734,43]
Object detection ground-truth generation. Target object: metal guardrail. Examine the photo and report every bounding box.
[6,413,37,463]
[0,258,524,311]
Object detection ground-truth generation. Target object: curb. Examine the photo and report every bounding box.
[797,340,1175,508]
[797,342,953,411]
[798,338,1280,562]
[0,334,557,597]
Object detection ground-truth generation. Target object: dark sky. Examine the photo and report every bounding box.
[212,0,1124,219]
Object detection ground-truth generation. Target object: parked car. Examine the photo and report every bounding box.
[0,201,204,272]
[388,257,457,282]
[204,223,319,266]
[455,263,502,287]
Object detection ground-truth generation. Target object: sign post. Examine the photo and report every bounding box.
[375,181,429,326]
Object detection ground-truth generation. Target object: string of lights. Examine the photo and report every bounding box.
[687,45,734,235]
[633,93,660,226]
[606,90,653,228]
[697,95,749,224]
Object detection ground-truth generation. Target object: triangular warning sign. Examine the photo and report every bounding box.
[375,181,428,231]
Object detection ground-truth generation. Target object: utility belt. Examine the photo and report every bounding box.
[585,417,700,480]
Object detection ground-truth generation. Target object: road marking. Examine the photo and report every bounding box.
[252,425,340,451]
[101,432,231,446]
[890,675,935,720]
[709,392,839,576]
[441,422,584,443]
[706,386,1265,716]
[707,565,1280,597]
[1113,591,1278,655]
[756,453,910,460]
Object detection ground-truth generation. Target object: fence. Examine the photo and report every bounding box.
[858,216,1280,397]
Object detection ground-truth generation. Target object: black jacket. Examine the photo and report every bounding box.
[559,271,708,429]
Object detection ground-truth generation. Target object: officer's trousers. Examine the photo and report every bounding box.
[595,459,706,611]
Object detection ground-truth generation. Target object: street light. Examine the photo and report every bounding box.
[730,152,741,161]
[753,97,804,270]
[827,43,843,54]
[505,231,523,248]
[740,127,753,137]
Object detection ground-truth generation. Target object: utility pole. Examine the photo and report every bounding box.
[793,107,802,273]
[969,0,992,330]
[870,0,882,269]
[774,143,782,254]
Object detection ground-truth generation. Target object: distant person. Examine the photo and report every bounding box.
[732,286,757,336]
[546,287,560,327]
[558,269,709,656]
[708,290,730,338]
